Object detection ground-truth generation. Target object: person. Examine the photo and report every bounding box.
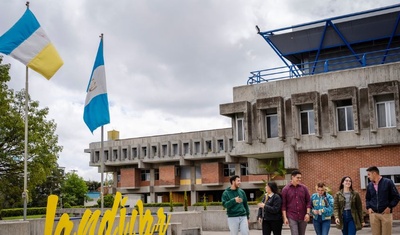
[333,176,364,235]
[222,175,250,235]
[365,166,400,235]
[257,181,283,235]
[310,182,334,235]
[281,170,311,235]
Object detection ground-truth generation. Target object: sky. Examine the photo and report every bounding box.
[0,1,398,181]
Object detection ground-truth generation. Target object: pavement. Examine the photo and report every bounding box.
[202,221,400,234]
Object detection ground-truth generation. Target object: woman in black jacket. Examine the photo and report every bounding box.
[257,181,283,235]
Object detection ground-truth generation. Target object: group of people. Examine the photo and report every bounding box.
[221,166,400,235]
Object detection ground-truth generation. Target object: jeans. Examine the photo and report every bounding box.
[288,218,307,235]
[342,210,356,235]
[312,216,330,235]
[227,216,249,235]
[262,219,283,235]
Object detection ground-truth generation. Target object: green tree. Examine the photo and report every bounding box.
[31,166,65,207]
[0,57,62,209]
[61,172,88,206]
[97,194,114,208]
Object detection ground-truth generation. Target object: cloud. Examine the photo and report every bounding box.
[1,0,398,180]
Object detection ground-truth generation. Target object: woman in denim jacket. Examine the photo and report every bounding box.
[311,182,334,235]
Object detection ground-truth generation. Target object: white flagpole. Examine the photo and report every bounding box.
[100,125,104,214]
[23,65,29,221]
[22,1,30,221]
[100,33,105,215]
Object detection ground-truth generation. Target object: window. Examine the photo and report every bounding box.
[376,94,395,128]
[141,170,150,181]
[236,113,245,141]
[154,169,159,180]
[142,147,147,158]
[265,108,278,138]
[300,104,315,135]
[217,139,224,152]
[359,166,400,189]
[172,144,178,156]
[240,163,248,176]
[132,147,138,158]
[336,99,354,131]
[162,144,167,156]
[122,148,128,159]
[194,142,200,154]
[152,146,157,157]
[117,173,121,182]
[224,164,236,177]
[183,143,189,155]
[104,150,109,161]
[205,140,212,152]
[113,149,118,161]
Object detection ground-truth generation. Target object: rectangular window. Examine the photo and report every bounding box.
[376,94,395,128]
[217,139,224,152]
[141,170,150,181]
[223,164,236,177]
[205,140,212,152]
[194,142,200,154]
[162,144,167,157]
[132,147,138,158]
[336,99,354,131]
[240,163,248,176]
[154,169,159,180]
[104,150,109,161]
[265,108,278,138]
[122,148,128,159]
[300,104,315,135]
[142,147,147,158]
[172,144,178,156]
[113,149,118,161]
[183,143,189,155]
[236,113,245,141]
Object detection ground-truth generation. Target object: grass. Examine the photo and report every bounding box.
[2,214,45,220]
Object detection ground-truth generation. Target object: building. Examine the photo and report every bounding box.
[86,5,400,218]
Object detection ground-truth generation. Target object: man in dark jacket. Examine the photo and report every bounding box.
[222,175,250,235]
[366,166,400,235]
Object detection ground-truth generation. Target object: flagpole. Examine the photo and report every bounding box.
[22,2,30,221]
[23,65,29,221]
[100,33,105,215]
[100,125,104,214]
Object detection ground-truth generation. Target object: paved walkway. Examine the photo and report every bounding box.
[203,221,400,235]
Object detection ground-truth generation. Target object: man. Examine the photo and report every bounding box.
[366,166,400,235]
[222,175,250,235]
[281,170,311,235]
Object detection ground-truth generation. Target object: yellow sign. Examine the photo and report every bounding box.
[44,192,171,235]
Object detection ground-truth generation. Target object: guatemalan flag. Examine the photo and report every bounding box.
[83,37,110,133]
[0,8,63,80]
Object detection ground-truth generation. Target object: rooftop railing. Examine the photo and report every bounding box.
[247,46,400,84]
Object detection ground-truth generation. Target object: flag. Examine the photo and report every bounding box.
[0,8,63,80]
[83,37,110,133]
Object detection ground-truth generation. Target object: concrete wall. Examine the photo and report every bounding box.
[0,206,261,234]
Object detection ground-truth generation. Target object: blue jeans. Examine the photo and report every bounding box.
[312,216,331,235]
[227,216,249,235]
[342,210,356,235]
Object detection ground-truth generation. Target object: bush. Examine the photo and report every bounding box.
[0,207,47,217]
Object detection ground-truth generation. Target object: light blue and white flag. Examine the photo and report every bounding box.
[83,37,110,133]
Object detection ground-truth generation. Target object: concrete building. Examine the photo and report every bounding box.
[86,5,400,218]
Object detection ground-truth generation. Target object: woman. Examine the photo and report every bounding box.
[333,176,365,235]
[311,182,334,235]
[257,181,283,235]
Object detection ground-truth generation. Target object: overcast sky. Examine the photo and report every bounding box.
[0,1,398,181]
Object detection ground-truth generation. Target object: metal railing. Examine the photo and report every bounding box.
[247,47,400,84]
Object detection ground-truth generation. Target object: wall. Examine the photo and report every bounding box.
[299,146,400,219]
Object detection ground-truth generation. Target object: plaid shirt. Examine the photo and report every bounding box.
[281,183,311,220]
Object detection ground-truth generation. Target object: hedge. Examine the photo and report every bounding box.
[1,207,47,217]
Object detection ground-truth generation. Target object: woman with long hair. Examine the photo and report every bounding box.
[311,182,334,235]
[333,176,365,235]
[257,181,283,235]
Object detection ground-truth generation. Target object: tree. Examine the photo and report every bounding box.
[61,172,88,206]
[30,166,65,207]
[0,57,63,209]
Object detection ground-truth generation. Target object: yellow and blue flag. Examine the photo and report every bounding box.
[0,8,63,80]
[83,37,110,133]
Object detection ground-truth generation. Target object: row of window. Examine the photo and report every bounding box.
[117,163,249,183]
[235,94,397,141]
